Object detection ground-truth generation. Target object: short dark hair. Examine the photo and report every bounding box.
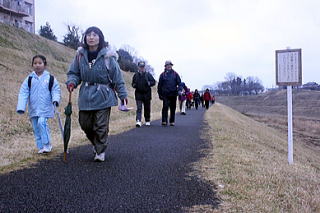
[32,55,47,66]
[82,26,108,51]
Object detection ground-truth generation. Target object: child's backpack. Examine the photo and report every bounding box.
[28,75,54,93]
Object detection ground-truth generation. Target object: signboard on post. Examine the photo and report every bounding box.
[276,49,302,86]
[275,48,302,165]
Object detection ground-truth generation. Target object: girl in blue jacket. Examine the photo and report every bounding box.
[17,55,61,154]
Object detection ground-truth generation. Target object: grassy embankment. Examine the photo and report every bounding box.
[217,90,320,150]
[192,103,320,212]
[0,22,162,172]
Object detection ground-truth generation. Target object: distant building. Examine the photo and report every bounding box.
[303,82,319,90]
[0,0,35,33]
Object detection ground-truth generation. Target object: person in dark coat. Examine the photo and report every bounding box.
[193,89,201,110]
[157,60,181,126]
[132,61,156,127]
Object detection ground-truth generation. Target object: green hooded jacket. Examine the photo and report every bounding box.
[66,47,127,110]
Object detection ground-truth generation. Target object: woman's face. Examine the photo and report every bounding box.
[86,31,100,49]
[32,57,46,75]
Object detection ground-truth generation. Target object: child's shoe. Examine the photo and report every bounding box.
[43,145,52,153]
[38,149,45,154]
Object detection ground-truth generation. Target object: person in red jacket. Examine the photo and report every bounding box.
[203,88,212,109]
[186,90,193,109]
[211,95,215,104]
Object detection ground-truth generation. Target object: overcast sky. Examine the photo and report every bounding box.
[35,0,320,90]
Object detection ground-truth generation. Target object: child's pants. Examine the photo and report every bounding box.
[30,116,51,150]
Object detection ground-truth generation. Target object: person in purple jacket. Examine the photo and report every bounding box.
[178,82,188,115]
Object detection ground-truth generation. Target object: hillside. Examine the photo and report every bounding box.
[216,89,320,119]
[0,23,161,168]
[216,90,320,149]
[0,22,75,144]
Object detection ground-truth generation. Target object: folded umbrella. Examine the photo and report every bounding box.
[63,91,72,162]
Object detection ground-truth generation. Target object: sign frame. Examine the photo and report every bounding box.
[275,49,302,86]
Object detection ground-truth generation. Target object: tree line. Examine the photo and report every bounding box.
[39,22,154,75]
[211,73,264,96]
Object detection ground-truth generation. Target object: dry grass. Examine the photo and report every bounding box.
[191,103,320,212]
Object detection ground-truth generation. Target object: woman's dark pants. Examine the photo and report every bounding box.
[79,108,111,154]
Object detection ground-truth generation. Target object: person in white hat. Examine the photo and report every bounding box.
[157,60,181,126]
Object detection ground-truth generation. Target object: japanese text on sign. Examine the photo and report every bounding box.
[276,49,302,86]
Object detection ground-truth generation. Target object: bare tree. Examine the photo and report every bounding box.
[120,45,138,59]
[63,25,81,50]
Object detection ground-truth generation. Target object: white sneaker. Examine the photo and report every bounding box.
[145,122,151,126]
[38,149,45,154]
[94,152,105,162]
[43,145,52,153]
[136,121,142,127]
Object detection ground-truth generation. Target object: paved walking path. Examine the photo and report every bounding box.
[0,108,219,212]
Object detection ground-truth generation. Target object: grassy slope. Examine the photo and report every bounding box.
[191,104,320,212]
[0,22,161,170]
[216,91,320,151]
[217,90,320,118]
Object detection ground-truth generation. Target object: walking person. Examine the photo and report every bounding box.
[211,95,216,104]
[157,60,181,126]
[186,89,193,109]
[132,61,156,127]
[178,82,187,115]
[66,26,128,162]
[193,89,201,110]
[200,93,205,108]
[203,88,212,110]
[17,55,61,154]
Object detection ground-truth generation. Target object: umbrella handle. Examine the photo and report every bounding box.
[63,152,67,162]
[68,91,72,103]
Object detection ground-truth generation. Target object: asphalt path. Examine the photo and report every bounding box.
[0,107,220,212]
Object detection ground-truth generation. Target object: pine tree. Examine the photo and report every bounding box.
[63,25,81,50]
[39,22,57,41]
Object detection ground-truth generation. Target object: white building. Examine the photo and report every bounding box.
[0,0,35,33]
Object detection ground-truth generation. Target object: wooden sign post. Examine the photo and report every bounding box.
[275,48,302,164]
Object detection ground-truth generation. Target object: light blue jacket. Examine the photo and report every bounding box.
[16,70,61,118]
[66,47,127,111]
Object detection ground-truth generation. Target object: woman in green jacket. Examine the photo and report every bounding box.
[66,26,128,162]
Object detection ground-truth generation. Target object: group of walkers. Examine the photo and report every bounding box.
[177,86,215,114]
[16,26,214,162]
